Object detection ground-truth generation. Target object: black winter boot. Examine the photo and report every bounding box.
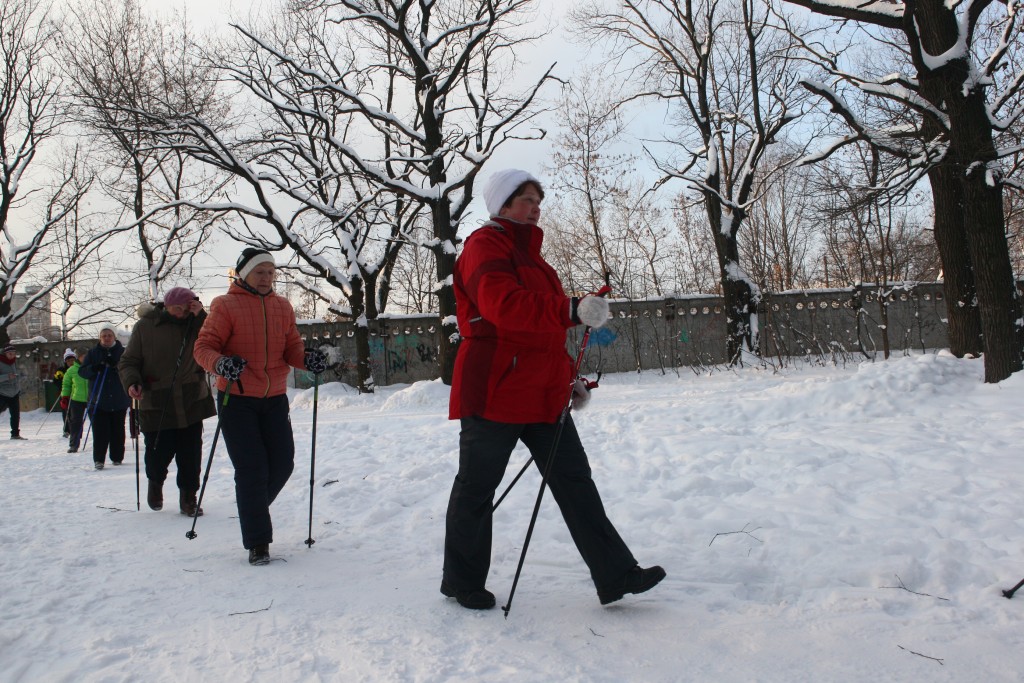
[179,490,203,517]
[147,480,163,511]
[248,544,270,566]
[11,433,26,440]
[597,565,666,605]
[440,580,496,610]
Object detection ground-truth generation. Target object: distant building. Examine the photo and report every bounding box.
[7,286,61,341]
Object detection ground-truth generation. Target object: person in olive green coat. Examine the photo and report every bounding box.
[119,287,216,515]
[61,350,90,453]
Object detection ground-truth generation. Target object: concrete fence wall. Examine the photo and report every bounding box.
[7,282,956,411]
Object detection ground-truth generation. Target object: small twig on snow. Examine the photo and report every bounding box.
[897,645,944,665]
[230,599,274,616]
[588,627,605,637]
[322,479,339,487]
[709,523,763,546]
[883,574,950,601]
[96,505,132,512]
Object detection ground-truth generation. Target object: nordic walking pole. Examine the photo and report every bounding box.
[502,286,612,619]
[305,372,320,547]
[1003,577,1024,599]
[82,365,109,450]
[130,399,141,511]
[34,394,62,436]
[186,379,234,540]
[493,286,611,514]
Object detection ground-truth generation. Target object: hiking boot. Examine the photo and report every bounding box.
[440,580,496,610]
[248,544,270,566]
[597,565,666,605]
[111,460,123,466]
[179,490,203,517]
[94,462,104,470]
[147,480,163,511]
[68,447,78,453]
[11,433,26,440]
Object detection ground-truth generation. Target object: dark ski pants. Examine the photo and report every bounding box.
[143,421,202,492]
[68,400,87,450]
[219,393,295,550]
[91,409,127,464]
[0,393,20,437]
[443,415,637,593]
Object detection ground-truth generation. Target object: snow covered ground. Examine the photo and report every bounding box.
[2,352,1023,682]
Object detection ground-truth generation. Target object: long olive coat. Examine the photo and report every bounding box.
[119,303,216,432]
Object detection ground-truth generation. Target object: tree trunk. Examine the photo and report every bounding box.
[348,277,374,393]
[707,199,758,364]
[927,166,983,357]
[432,201,458,385]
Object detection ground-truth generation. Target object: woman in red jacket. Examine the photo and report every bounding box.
[442,169,665,609]
[194,248,327,566]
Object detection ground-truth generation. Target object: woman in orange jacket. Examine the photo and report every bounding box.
[194,248,327,565]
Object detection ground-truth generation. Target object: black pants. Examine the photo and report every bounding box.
[68,400,87,449]
[144,421,202,492]
[219,393,295,550]
[443,415,637,593]
[91,408,127,464]
[0,393,19,436]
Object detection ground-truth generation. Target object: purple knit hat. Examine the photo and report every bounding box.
[163,287,198,307]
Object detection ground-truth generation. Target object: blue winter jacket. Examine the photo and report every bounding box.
[79,342,131,411]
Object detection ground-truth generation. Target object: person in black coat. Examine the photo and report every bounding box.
[79,324,131,470]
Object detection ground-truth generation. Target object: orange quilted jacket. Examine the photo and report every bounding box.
[194,281,306,398]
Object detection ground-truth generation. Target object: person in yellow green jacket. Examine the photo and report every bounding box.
[61,349,90,453]
[54,349,75,437]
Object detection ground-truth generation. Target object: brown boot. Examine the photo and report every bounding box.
[179,490,203,517]
[147,480,163,511]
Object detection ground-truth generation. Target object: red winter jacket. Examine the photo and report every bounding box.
[194,280,305,398]
[449,217,578,423]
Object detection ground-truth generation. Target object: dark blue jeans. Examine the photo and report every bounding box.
[218,393,295,550]
[443,415,636,593]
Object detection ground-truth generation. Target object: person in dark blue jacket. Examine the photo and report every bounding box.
[79,324,131,470]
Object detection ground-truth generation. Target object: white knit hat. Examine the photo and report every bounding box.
[483,169,542,217]
[63,347,75,360]
[99,323,116,334]
[235,248,276,280]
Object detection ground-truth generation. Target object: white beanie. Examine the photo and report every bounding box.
[235,248,276,280]
[99,323,116,334]
[483,169,541,217]
[63,347,75,360]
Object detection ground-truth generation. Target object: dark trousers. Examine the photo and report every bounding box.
[219,393,295,550]
[144,422,202,492]
[443,415,636,593]
[68,400,87,450]
[0,394,19,436]
[91,408,127,464]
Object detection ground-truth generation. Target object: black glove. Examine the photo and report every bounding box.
[215,355,247,381]
[304,348,329,375]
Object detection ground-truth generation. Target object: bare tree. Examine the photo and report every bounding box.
[578,0,809,364]
[249,0,556,384]
[813,146,940,357]
[740,150,817,292]
[785,0,1024,381]
[0,1,125,346]
[60,0,228,300]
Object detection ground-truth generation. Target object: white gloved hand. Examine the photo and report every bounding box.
[571,378,591,411]
[574,295,610,328]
